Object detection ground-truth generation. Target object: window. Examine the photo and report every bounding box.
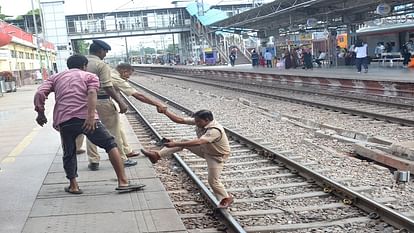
[11,50,17,58]
[31,53,34,59]
[25,52,30,59]
[57,45,67,50]
[18,51,24,59]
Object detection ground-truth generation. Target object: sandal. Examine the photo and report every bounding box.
[64,186,83,194]
[116,184,146,193]
[126,151,140,158]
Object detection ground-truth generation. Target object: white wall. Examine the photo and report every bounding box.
[40,0,72,72]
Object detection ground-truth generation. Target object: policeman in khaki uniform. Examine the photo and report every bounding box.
[110,63,166,158]
[141,109,234,208]
[82,40,134,170]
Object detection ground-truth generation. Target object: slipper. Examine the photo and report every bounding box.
[116,184,146,193]
[126,151,140,158]
[64,186,83,194]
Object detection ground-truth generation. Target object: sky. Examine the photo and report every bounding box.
[0,0,256,17]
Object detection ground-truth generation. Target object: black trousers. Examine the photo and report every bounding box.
[59,118,117,180]
[355,57,368,72]
[403,53,411,66]
[266,60,272,68]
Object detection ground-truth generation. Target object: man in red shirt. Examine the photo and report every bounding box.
[34,54,144,194]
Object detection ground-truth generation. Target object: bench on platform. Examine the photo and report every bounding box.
[372,52,403,67]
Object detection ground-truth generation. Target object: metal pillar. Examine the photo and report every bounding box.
[124,37,129,63]
[31,0,43,73]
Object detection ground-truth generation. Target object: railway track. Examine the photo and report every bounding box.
[122,80,414,232]
[133,69,414,127]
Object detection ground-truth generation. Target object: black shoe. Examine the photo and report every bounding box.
[124,159,137,167]
[88,163,99,171]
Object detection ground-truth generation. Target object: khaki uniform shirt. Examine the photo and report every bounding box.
[183,118,231,157]
[86,55,112,96]
[110,69,136,96]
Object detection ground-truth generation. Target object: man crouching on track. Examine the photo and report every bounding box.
[34,54,145,194]
[141,109,233,208]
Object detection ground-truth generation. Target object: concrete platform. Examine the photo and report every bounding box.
[134,64,414,98]
[0,85,186,233]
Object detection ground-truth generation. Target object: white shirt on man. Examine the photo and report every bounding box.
[264,52,272,60]
[355,44,368,58]
[318,52,326,60]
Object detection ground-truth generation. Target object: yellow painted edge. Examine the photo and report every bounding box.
[1,109,54,165]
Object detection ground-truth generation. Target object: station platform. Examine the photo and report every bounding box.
[0,85,186,233]
[135,64,414,97]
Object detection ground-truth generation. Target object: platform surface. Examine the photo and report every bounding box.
[136,64,414,83]
[0,85,185,233]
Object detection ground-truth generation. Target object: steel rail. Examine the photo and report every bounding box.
[121,92,246,233]
[133,69,414,127]
[128,80,414,232]
[158,70,414,110]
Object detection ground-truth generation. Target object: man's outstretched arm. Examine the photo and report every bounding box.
[34,78,54,126]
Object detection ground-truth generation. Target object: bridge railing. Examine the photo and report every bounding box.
[65,8,191,35]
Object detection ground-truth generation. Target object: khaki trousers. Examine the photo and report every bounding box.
[75,134,84,150]
[87,99,127,163]
[119,121,132,155]
[159,146,229,200]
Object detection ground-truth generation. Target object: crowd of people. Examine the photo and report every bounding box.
[246,38,413,72]
[33,40,234,208]
[249,47,319,70]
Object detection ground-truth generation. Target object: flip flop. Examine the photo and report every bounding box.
[64,186,83,194]
[115,184,146,193]
[126,151,140,158]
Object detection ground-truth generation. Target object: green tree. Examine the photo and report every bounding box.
[166,44,177,54]
[0,6,11,20]
[26,9,41,16]
[72,40,90,54]
[142,47,156,55]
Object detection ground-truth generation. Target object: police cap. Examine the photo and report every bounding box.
[92,39,111,51]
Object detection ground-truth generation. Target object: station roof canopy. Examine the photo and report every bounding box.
[211,0,414,33]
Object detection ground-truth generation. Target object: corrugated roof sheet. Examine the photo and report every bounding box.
[185,2,228,26]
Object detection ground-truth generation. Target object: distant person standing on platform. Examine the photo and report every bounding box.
[374,42,385,58]
[401,40,413,68]
[259,53,266,67]
[284,50,293,69]
[302,48,313,70]
[84,39,136,170]
[34,54,145,194]
[229,52,236,67]
[141,109,233,208]
[354,39,368,73]
[264,49,273,68]
[251,49,259,68]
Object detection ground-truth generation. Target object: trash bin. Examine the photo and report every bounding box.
[0,80,5,92]
[4,81,16,92]
[0,79,5,96]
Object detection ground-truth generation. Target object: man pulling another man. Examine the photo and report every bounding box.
[77,40,165,170]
